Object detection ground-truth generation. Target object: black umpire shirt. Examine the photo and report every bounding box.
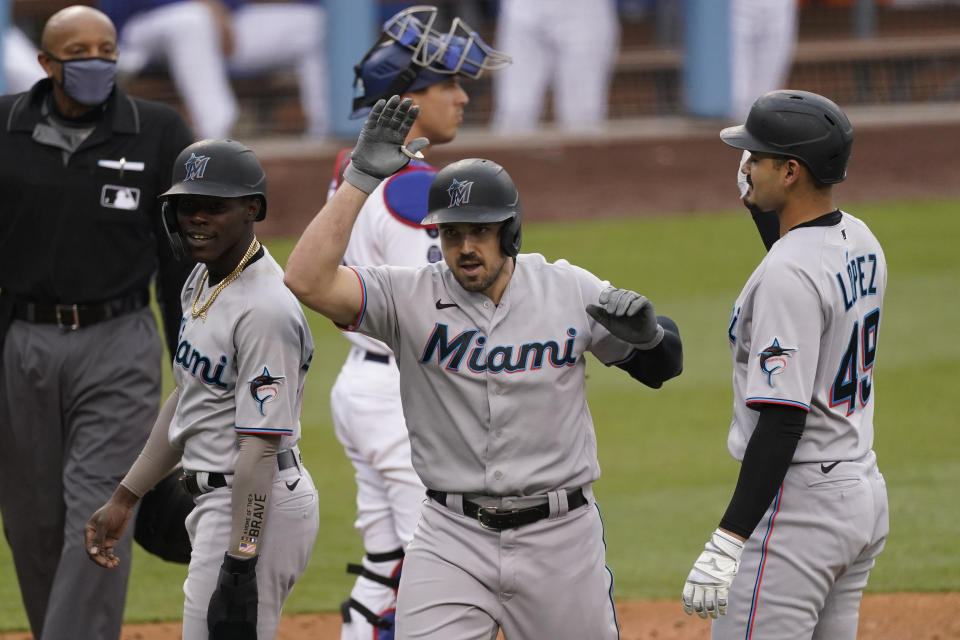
[0,79,194,355]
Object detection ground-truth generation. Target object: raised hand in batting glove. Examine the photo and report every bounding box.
[208,552,259,640]
[343,95,430,194]
[682,529,744,619]
[586,286,664,349]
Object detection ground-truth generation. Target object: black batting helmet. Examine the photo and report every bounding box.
[720,90,853,184]
[422,158,522,257]
[158,139,267,259]
[160,138,268,220]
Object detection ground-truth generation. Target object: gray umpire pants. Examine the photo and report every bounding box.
[0,309,161,639]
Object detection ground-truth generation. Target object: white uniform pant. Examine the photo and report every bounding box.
[729,0,798,120]
[713,450,888,640]
[331,347,425,640]
[492,0,619,133]
[118,2,328,139]
[182,463,319,640]
[396,489,619,639]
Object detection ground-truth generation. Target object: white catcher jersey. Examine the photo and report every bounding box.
[170,248,314,472]
[727,211,886,462]
[330,158,441,357]
[345,253,637,496]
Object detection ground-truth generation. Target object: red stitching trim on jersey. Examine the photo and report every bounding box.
[746,484,783,639]
[745,398,810,412]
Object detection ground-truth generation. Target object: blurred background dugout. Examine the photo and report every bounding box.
[3,0,960,140]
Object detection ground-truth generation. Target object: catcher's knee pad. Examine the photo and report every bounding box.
[340,548,404,640]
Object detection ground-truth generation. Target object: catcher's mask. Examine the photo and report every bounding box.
[350,5,511,119]
[720,90,853,185]
[422,158,522,258]
[159,138,267,258]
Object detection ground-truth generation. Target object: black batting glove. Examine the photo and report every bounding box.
[208,552,259,640]
[586,286,664,349]
[343,95,430,194]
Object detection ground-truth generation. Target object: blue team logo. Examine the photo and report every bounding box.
[249,367,285,415]
[447,179,473,208]
[183,153,210,181]
[758,338,797,386]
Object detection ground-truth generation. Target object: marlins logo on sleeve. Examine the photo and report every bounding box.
[249,367,285,416]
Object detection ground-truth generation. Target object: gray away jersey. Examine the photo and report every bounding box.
[727,211,886,462]
[170,248,314,472]
[346,253,637,496]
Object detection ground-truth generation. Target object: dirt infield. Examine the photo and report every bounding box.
[1,593,956,639]
[253,118,960,238]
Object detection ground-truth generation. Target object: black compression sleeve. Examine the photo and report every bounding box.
[615,315,683,389]
[718,404,806,539]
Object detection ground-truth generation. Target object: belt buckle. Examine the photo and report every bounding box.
[179,473,200,497]
[55,304,80,330]
[477,505,519,530]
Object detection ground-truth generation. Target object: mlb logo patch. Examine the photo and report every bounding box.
[100,185,141,211]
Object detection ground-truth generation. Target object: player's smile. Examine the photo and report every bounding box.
[177,195,259,279]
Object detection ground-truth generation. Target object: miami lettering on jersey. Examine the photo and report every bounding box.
[420,323,578,373]
[174,336,229,389]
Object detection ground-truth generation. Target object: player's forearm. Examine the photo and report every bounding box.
[718,404,806,538]
[616,315,683,388]
[120,389,183,498]
[227,433,281,560]
[284,182,368,321]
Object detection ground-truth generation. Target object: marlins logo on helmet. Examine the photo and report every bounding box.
[447,179,473,207]
[183,153,210,181]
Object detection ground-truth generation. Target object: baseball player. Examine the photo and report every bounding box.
[285,96,684,638]
[85,139,320,639]
[327,7,509,638]
[680,90,889,639]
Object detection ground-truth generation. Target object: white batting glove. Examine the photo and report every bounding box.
[682,528,744,619]
[737,150,750,199]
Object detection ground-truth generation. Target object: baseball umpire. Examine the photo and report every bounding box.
[680,90,889,639]
[0,6,194,638]
[285,96,683,638]
[86,138,320,639]
[327,7,509,638]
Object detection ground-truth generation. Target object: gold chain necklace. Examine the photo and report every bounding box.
[191,237,261,322]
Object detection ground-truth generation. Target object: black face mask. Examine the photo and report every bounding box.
[44,53,117,106]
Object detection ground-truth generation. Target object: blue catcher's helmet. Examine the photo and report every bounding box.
[351,5,511,119]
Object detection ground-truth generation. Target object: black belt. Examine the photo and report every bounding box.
[426,488,587,530]
[11,289,150,330]
[180,449,300,498]
[364,351,390,364]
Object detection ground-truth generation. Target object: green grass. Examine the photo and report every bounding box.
[1,198,957,629]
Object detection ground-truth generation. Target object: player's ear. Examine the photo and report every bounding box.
[783,159,802,187]
[246,197,262,222]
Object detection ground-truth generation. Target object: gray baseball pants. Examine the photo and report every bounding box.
[0,309,161,639]
[712,450,888,640]
[396,488,620,639]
